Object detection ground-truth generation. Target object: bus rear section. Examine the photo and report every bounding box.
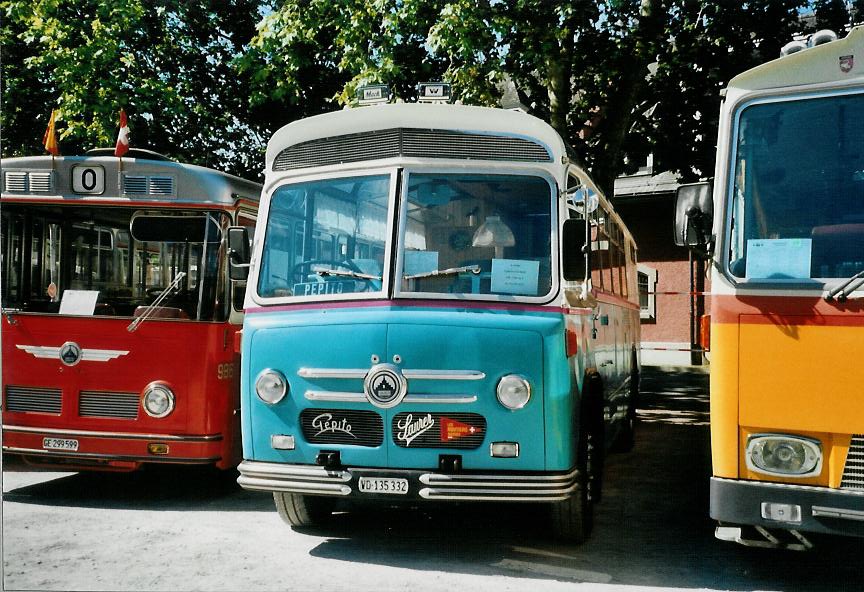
[234,102,640,542]
[675,26,864,547]
[1,152,260,471]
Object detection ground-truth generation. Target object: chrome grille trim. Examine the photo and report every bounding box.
[842,435,864,491]
[29,172,54,192]
[123,174,147,194]
[78,391,139,419]
[237,461,352,495]
[303,390,477,404]
[273,127,552,171]
[3,386,61,414]
[305,391,367,402]
[298,367,484,380]
[4,171,28,192]
[149,176,174,195]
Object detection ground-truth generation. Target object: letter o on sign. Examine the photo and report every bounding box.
[72,165,105,194]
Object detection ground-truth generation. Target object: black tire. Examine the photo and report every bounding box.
[551,421,596,543]
[273,492,335,527]
[611,355,639,453]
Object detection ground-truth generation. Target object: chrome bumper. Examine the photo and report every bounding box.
[237,460,579,502]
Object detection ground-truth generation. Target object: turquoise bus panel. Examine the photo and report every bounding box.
[241,304,575,471]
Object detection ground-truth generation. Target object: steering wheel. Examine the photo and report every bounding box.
[290,259,366,285]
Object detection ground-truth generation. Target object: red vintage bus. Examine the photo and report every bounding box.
[1,149,260,471]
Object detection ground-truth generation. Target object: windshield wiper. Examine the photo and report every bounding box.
[826,269,864,302]
[403,265,481,281]
[127,272,186,332]
[315,268,381,281]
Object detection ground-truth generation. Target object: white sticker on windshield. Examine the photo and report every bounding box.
[59,290,100,316]
[491,259,540,295]
[746,239,812,279]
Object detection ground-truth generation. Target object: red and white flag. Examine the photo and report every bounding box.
[114,109,129,157]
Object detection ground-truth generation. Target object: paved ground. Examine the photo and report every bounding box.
[2,366,862,591]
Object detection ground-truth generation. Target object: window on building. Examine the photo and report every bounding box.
[637,263,658,322]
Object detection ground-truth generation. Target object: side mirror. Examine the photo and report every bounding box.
[228,226,251,281]
[562,218,591,281]
[674,181,714,248]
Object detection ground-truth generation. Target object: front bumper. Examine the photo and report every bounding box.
[237,460,579,502]
[2,424,225,471]
[711,477,864,538]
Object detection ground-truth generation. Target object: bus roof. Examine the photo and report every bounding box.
[265,103,568,173]
[728,25,863,93]
[1,153,261,206]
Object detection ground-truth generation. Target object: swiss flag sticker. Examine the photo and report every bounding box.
[440,417,482,441]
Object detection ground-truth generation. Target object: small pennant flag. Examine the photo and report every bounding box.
[114,109,130,157]
[42,110,60,156]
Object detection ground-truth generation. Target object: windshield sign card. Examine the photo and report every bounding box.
[491,259,540,295]
[404,250,439,276]
[746,238,812,279]
[59,290,100,315]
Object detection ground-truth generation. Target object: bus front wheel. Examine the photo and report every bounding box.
[550,423,596,543]
[273,492,335,527]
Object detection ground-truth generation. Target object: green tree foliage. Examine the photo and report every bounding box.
[1,0,264,178]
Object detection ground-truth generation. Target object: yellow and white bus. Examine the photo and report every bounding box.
[676,27,864,548]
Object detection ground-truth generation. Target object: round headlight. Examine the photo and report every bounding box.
[142,383,175,418]
[496,374,531,410]
[255,369,288,404]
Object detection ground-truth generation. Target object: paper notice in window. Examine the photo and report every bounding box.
[59,290,100,315]
[745,239,812,279]
[491,259,540,295]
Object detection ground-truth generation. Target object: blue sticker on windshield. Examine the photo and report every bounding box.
[746,239,812,279]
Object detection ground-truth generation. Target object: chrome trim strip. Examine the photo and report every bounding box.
[2,425,222,442]
[401,370,486,381]
[304,391,367,402]
[420,468,579,485]
[298,368,485,381]
[2,447,219,463]
[811,505,864,522]
[16,344,129,362]
[303,391,477,404]
[418,483,578,501]
[298,368,367,379]
[237,461,352,496]
[403,394,477,404]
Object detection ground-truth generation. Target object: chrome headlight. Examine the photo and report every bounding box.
[142,383,175,418]
[496,374,531,410]
[746,434,822,477]
[255,369,288,404]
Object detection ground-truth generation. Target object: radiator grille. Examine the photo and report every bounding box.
[300,408,383,447]
[79,391,139,419]
[841,434,864,491]
[273,128,552,171]
[3,385,62,414]
[392,412,486,449]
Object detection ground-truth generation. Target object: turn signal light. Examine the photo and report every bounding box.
[566,328,579,357]
[147,443,169,455]
[700,314,711,352]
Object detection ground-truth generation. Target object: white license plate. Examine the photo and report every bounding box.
[42,437,79,451]
[358,477,409,495]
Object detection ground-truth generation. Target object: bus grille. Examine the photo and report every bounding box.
[300,408,383,447]
[392,412,486,449]
[3,386,62,414]
[273,128,552,171]
[78,391,140,419]
[840,434,864,491]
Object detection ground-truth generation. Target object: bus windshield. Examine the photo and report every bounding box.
[1,204,229,320]
[728,92,864,280]
[399,173,553,298]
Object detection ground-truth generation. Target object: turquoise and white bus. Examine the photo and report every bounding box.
[231,96,640,541]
